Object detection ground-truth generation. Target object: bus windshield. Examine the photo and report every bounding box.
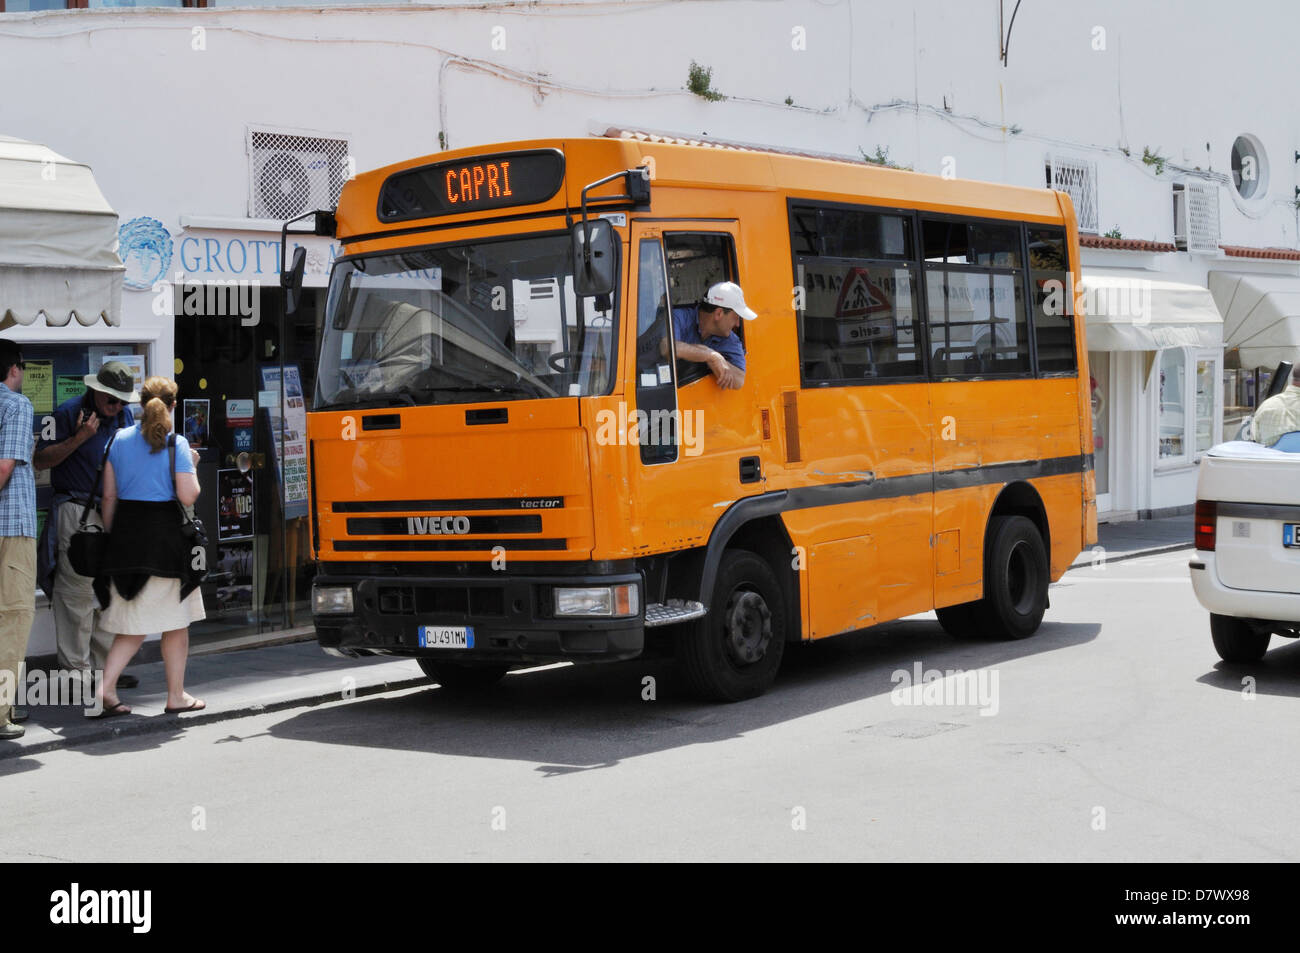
[316,232,617,410]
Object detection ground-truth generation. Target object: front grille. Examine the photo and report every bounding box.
[377,584,507,618]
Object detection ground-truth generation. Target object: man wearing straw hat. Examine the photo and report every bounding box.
[33,361,140,688]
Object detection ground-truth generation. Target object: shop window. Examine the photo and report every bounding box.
[1158,348,1219,465]
[1157,349,1187,461]
[1195,358,1216,455]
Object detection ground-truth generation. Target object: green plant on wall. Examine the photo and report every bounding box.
[860,146,910,170]
[1141,146,1168,175]
[1103,226,1123,239]
[687,61,725,101]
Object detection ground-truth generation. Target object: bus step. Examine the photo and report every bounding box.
[644,600,707,628]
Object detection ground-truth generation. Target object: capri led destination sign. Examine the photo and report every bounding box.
[379,149,565,222]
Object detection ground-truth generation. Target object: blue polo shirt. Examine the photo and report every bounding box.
[108,426,195,502]
[672,306,746,371]
[38,392,133,497]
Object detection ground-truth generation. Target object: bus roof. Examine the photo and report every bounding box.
[336,137,1071,244]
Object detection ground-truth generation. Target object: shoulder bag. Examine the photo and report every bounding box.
[169,434,210,553]
[67,432,117,578]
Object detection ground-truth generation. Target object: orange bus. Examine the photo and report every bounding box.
[295,137,1096,701]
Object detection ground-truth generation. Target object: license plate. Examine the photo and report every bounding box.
[1285,525,1300,549]
[418,626,474,649]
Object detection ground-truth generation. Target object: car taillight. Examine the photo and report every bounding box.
[1194,500,1217,551]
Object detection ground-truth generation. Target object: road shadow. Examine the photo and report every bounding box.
[268,616,1101,771]
[1195,636,1300,699]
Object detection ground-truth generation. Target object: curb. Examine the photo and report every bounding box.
[1,673,429,762]
[1068,542,1194,571]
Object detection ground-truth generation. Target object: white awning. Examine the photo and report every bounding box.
[1208,271,1300,370]
[0,135,124,329]
[1080,274,1223,351]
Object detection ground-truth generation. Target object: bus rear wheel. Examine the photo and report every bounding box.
[417,659,509,690]
[935,602,984,639]
[973,515,1048,640]
[678,550,786,702]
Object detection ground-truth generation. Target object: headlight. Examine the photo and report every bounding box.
[554,584,639,618]
[313,585,355,615]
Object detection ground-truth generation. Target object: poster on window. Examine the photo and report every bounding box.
[181,400,209,448]
[217,467,255,541]
[210,540,254,617]
[259,364,309,519]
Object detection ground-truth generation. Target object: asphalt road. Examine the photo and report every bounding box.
[3,549,1296,862]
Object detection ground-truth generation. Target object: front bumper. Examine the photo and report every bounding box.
[313,569,644,663]
[1189,550,1300,625]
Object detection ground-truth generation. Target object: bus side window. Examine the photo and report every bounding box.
[662,232,740,386]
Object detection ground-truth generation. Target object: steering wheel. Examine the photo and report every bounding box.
[548,351,583,373]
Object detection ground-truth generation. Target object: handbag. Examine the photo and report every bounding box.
[67,433,117,578]
[169,435,210,552]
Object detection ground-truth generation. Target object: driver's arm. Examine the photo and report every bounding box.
[673,341,744,390]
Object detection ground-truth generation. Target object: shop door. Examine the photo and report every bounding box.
[173,286,321,637]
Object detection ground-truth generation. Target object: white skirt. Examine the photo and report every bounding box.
[100,576,207,635]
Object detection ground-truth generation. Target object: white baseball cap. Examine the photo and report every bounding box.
[705,281,757,321]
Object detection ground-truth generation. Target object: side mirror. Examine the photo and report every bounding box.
[572,218,616,297]
[282,246,307,315]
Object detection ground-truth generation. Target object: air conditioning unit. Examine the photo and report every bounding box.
[247,128,349,220]
[252,148,335,220]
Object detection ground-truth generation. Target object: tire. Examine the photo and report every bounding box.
[972,515,1048,640]
[417,659,509,690]
[677,550,787,702]
[1210,614,1270,664]
[936,602,984,640]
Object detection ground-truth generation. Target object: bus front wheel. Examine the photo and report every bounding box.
[678,550,787,702]
[974,515,1048,640]
[418,659,509,690]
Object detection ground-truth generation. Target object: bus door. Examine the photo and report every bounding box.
[623,222,761,554]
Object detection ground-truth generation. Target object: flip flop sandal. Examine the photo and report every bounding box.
[89,702,131,719]
[164,699,207,714]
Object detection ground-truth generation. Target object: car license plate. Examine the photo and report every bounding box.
[1284,525,1300,549]
[418,626,474,649]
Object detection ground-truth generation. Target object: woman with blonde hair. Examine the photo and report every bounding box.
[93,376,206,717]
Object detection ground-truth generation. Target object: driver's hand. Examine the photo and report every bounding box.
[707,352,743,390]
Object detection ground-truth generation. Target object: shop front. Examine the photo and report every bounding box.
[165,223,335,643]
[0,136,130,660]
[1208,271,1300,435]
[1081,274,1224,521]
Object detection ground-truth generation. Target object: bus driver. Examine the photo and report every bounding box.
[667,281,756,390]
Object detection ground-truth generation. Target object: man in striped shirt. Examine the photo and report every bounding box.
[0,339,36,740]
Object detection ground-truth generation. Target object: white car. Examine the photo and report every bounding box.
[1190,438,1300,662]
